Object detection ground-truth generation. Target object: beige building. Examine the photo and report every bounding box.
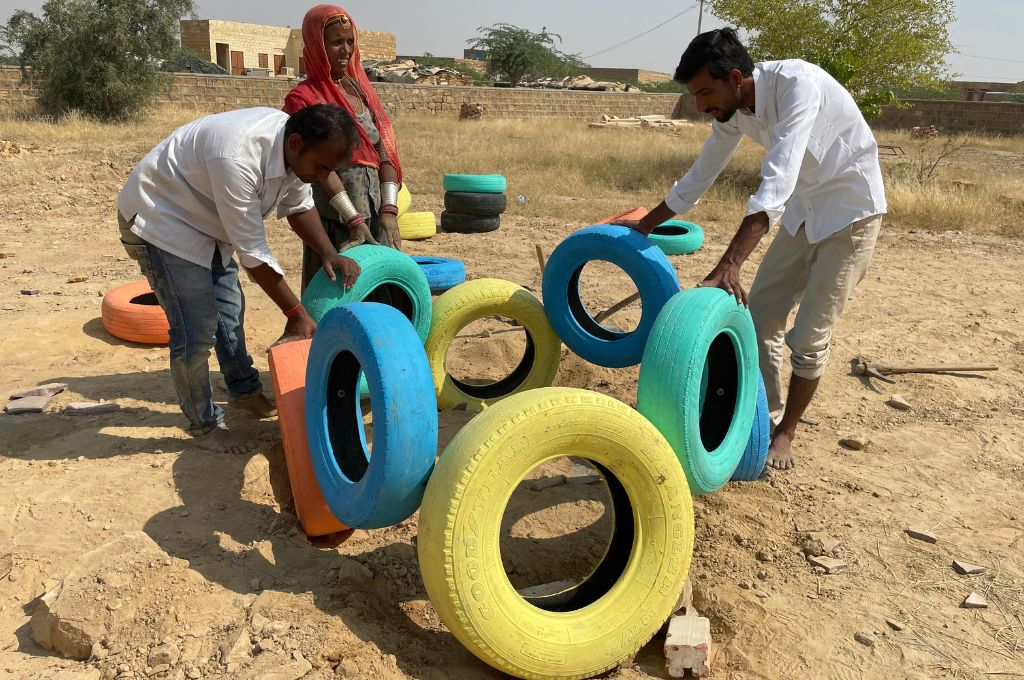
[179,19,396,77]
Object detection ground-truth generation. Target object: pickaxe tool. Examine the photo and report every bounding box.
[854,355,998,384]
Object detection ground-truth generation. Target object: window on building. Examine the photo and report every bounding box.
[259,53,268,69]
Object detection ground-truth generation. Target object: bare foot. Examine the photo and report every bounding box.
[230,392,277,419]
[767,430,796,470]
[195,424,255,455]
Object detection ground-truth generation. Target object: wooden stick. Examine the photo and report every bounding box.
[594,292,641,323]
[879,365,999,375]
[535,245,546,274]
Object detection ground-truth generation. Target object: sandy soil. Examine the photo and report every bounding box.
[0,134,1022,680]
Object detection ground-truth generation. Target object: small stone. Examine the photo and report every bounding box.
[5,395,52,414]
[755,550,773,562]
[149,665,170,676]
[335,658,359,677]
[186,669,201,680]
[905,527,938,544]
[739,581,751,590]
[65,402,121,416]
[839,435,870,451]
[756,570,769,581]
[530,475,565,491]
[887,394,912,411]
[962,592,988,609]
[264,621,290,637]
[68,275,89,283]
[148,642,180,667]
[952,560,986,576]
[336,558,373,583]
[20,289,40,295]
[219,627,252,665]
[9,383,67,400]
[664,614,711,677]
[807,555,848,574]
[754,590,769,599]
[250,613,269,633]
[886,619,906,631]
[854,632,876,647]
[257,638,276,653]
[249,577,261,591]
[565,473,602,486]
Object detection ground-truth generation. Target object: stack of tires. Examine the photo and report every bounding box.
[441,173,507,234]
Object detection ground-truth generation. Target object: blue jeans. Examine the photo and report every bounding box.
[119,213,263,435]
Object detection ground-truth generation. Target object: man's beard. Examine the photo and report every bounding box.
[715,108,738,123]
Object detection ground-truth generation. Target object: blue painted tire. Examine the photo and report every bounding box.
[301,245,432,342]
[305,303,438,529]
[648,220,704,255]
[542,224,680,368]
[637,288,759,494]
[442,173,507,194]
[731,372,770,481]
[413,256,467,295]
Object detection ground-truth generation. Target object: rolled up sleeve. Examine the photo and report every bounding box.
[664,119,742,215]
[747,76,820,226]
[207,157,284,275]
[276,179,314,219]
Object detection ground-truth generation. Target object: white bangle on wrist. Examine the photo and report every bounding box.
[329,191,360,222]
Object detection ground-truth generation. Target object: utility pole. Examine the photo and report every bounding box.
[697,0,705,35]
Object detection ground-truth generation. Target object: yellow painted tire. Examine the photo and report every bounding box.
[396,183,412,218]
[425,278,560,411]
[397,211,436,240]
[417,387,694,680]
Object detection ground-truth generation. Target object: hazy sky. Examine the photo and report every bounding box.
[2,0,1020,83]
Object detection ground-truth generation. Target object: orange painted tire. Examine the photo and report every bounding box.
[101,280,170,345]
[599,206,647,224]
[269,339,349,537]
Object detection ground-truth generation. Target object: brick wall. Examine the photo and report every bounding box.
[2,67,1022,136]
[178,20,395,76]
[873,99,1024,135]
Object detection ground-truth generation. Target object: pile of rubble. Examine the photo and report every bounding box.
[519,75,627,92]
[363,59,474,86]
[1,139,43,158]
[588,114,695,129]
[911,125,939,139]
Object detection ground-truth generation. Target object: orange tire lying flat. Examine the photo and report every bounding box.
[599,206,647,225]
[101,280,170,345]
[268,339,348,537]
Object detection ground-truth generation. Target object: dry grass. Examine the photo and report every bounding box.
[3,107,1022,237]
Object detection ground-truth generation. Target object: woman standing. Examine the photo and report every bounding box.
[284,4,404,292]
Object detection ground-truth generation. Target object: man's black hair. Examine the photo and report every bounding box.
[284,103,360,151]
[674,28,754,84]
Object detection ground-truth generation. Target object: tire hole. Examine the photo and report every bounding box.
[567,260,641,338]
[325,350,370,482]
[364,283,415,323]
[501,457,634,612]
[448,317,534,399]
[698,332,740,452]
[129,292,159,306]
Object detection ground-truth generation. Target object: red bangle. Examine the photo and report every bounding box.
[345,214,366,229]
[283,302,304,318]
[380,205,399,216]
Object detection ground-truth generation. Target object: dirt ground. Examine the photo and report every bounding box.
[0,123,1023,680]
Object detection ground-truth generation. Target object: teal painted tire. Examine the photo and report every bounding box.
[637,288,759,494]
[648,220,704,255]
[442,173,507,194]
[301,245,432,342]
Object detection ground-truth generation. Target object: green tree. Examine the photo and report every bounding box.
[707,0,955,117]
[1,0,195,120]
[468,23,588,86]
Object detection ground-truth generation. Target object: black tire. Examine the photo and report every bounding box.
[444,191,507,216]
[440,211,501,234]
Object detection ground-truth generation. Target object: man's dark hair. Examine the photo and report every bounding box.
[674,28,754,84]
[284,103,360,151]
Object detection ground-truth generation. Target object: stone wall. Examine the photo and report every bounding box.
[873,99,1024,135]
[579,67,674,85]
[2,67,1022,136]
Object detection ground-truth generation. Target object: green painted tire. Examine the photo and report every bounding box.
[442,173,507,194]
[301,245,432,342]
[637,288,759,494]
[647,220,704,255]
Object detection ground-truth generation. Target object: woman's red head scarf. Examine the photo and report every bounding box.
[283,4,402,184]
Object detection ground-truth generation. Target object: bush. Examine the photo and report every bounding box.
[1,0,195,121]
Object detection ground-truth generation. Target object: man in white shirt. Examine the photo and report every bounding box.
[118,104,361,454]
[620,29,886,470]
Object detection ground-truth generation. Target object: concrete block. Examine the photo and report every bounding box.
[664,613,711,678]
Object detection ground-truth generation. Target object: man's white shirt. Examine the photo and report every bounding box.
[118,107,315,274]
[665,59,887,243]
